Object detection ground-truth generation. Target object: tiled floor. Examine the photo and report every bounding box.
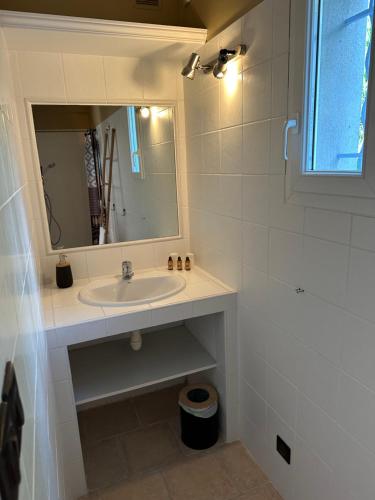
[78,385,282,500]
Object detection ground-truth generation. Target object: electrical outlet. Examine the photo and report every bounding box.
[277,435,291,464]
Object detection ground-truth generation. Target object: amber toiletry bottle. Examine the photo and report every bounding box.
[168,256,174,270]
[177,256,183,270]
[185,256,191,271]
[56,254,73,289]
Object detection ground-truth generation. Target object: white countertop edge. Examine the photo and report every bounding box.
[42,266,237,331]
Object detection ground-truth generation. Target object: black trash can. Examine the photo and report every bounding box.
[179,384,219,450]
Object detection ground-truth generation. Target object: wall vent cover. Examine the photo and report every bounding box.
[134,0,160,7]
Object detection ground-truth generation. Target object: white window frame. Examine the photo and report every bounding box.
[285,0,375,216]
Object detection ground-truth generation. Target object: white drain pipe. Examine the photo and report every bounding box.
[130,330,142,351]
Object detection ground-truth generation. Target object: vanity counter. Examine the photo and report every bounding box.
[42,266,236,347]
[43,266,238,499]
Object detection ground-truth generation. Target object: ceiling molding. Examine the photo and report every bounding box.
[0,10,207,58]
[0,10,207,43]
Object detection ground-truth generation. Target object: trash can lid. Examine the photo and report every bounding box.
[179,384,218,410]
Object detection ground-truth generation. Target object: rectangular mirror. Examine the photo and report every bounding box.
[32,104,179,250]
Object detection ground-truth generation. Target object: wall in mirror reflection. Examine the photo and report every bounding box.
[32,104,179,250]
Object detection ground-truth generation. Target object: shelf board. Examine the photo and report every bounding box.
[69,326,217,405]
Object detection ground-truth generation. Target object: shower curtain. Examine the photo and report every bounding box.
[84,130,102,245]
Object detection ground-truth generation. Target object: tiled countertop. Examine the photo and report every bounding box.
[42,267,236,348]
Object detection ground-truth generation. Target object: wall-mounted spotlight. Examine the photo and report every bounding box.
[181,53,212,80]
[213,49,233,79]
[181,44,247,81]
[140,106,150,118]
[213,45,247,79]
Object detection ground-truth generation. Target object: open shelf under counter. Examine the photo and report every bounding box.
[69,325,217,405]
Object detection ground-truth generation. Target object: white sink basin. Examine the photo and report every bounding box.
[79,273,186,307]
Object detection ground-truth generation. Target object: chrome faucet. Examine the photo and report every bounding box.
[122,260,134,281]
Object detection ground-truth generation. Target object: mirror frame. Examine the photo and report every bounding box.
[25,99,183,256]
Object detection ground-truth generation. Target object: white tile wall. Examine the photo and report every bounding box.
[17,52,66,101]
[266,365,297,429]
[292,437,335,500]
[242,174,269,225]
[243,62,272,124]
[304,208,351,244]
[220,64,243,129]
[242,222,268,273]
[269,228,303,286]
[242,0,273,70]
[220,126,243,173]
[184,0,375,497]
[143,59,178,100]
[85,247,123,278]
[0,31,63,500]
[240,379,267,431]
[347,247,375,322]
[351,215,375,251]
[302,236,349,307]
[103,56,143,100]
[243,120,270,175]
[336,373,375,454]
[296,344,339,419]
[63,54,106,101]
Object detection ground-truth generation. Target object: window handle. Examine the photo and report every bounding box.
[283,118,298,161]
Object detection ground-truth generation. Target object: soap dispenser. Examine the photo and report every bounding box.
[56,254,73,289]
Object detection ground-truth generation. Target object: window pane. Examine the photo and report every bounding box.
[127,106,141,174]
[308,0,374,174]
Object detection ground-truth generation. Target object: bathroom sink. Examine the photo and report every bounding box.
[79,273,186,306]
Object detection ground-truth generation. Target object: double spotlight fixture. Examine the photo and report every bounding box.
[181,44,247,80]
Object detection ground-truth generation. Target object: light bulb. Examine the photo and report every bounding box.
[140,107,150,118]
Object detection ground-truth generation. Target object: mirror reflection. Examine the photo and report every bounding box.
[32,104,179,250]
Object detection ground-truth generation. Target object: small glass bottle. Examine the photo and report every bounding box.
[185,256,191,271]
[168,256,174,270]
[177,256,183,270]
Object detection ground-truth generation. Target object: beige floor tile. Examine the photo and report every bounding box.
[237,483,283,499]
[79,399,139,444]
[84,437,128,491]
[163,453,238,500]
[77,388,277,499]
[213,442,268,494]
[134,385,182,426]
[100,472,170,500]
[120,422,182,476]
